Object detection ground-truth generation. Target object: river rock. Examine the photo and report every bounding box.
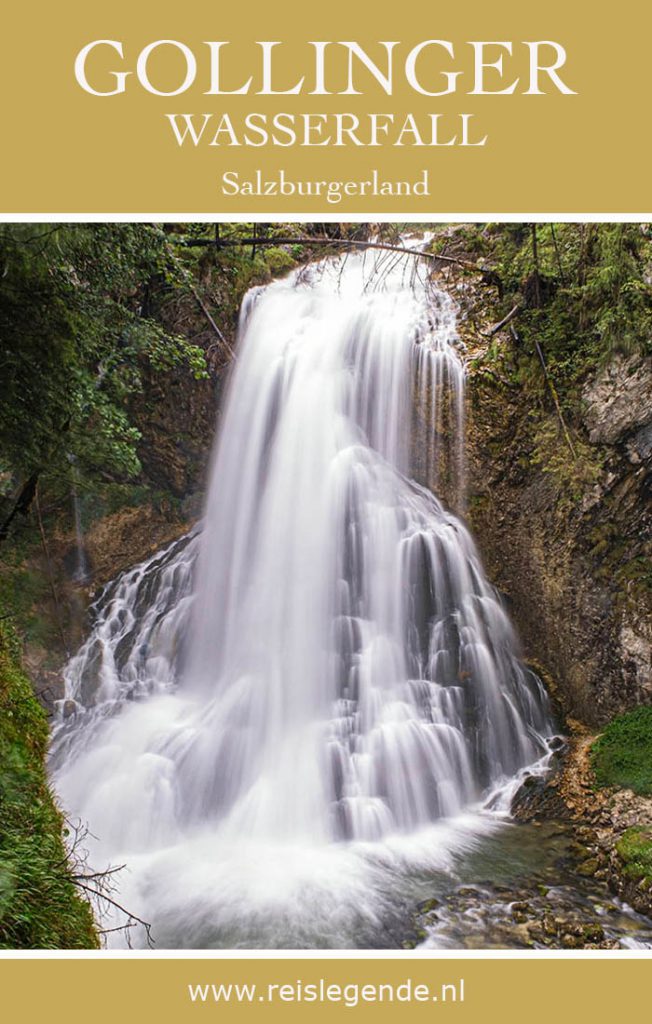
[577,857,600,877]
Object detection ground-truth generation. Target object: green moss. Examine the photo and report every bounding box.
[0,620,98,948]
[616,557,652,602]
[261,246,296,274]
[615,827,652,885]
[530,416,604,513]
[591,707,652,796]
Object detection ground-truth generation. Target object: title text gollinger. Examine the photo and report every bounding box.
[74,39,576,98]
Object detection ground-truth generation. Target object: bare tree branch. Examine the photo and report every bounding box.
[58,817,155,948]
[73,882,155,948]
[483,304,522,338]
[534,339,578,459]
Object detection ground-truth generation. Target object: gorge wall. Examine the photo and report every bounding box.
[431,226,652,729]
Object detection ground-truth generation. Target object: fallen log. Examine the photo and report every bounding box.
[180,234,483,272]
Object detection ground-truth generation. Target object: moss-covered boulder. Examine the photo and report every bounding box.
[616,827,652,886]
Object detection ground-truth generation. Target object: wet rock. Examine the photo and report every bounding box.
[548,915,564,934]
[467,332,652,729]
[417,898,440,913]
[62,699,78,719]
[511,901,531,912]
[620,616,652,704]
[412,853,652,950]
[577,858,600,877]
[626,422,652,464]
[582,923,605,942]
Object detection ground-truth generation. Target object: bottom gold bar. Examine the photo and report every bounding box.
[0,957,647,1023]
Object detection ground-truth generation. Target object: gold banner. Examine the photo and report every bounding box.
[1,0,651,213]
[0,957,648,1023]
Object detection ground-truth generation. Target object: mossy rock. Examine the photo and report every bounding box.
[577,858,600,878]
[616,827,652,885]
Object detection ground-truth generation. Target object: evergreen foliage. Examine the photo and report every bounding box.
[0,224,208,490]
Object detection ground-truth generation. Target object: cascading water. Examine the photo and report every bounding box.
[67,454,89,584]
[51,243,557,948]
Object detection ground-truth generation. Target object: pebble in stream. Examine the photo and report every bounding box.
[408,821,652,950]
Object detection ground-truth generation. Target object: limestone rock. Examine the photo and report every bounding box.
[620,614,652,703]
[582,355,652,445]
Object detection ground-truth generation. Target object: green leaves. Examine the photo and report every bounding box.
[0,224,209,490]
[489,223,651,360]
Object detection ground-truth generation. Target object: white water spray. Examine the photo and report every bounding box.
[51,244,555,948]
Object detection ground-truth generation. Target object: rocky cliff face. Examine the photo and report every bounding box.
[582,356,652,447]
[458,296,652,728]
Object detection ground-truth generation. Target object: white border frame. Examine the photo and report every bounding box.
[0,208,649,961]
[1,213,651,223]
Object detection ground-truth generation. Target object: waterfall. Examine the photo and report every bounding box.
[51,243,556,948]
[67,455,89,584]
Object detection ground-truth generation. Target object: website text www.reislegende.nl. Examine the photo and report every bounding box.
[188,977,466,1009]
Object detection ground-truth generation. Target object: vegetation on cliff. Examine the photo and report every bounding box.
[430,223,651,726]
[0,223,334,527]
[0,619,97,947]
[0,223,319,649]
[441,223,651,492]
[0,225,208,493]
[437,225,651,913]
